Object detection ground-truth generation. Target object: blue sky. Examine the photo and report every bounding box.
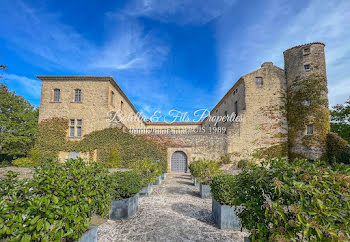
[0,0,349,119]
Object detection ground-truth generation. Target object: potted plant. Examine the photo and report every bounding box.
[210,174,241,230]
[131,158,156,196]
[108,171,142,220]
[197,160,221,198]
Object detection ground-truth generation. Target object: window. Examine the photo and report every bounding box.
[303,47,311,55]
[121,100,124,112]
[234,101,238,114]
[54,89,60,102]
[70,119,75,137]
[307,124,314,134]
[304,64,310,71]
[74,89,82,102]
[224,111,228,122]
[110,91,114,106]
[256,77,263,87]
[69,119,82,137]
[77,119,82,137]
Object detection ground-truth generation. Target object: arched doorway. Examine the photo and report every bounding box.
[171,151,188,173]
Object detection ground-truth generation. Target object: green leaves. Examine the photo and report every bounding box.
[210,158,350,241]
[190,159,221,185]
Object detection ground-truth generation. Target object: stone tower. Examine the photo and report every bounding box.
[283,42,330,161]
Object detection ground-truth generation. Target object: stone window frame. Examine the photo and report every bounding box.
[306,124,314,135]
[69,119,83,138]
[304,63,311,71]
[110,91,115,106]
[53,88,60,102]
[74,89,82,103]
[303,46,311,55]
[255,77,263,87]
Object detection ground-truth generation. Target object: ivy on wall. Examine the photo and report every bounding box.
[34,118,168,170]
[287,74,330,160]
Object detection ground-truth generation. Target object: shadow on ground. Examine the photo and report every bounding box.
[166,187,200,197]
[171,202,214,225]
[176,180,193,186]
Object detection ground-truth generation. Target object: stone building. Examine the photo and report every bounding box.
[37,42,330,172]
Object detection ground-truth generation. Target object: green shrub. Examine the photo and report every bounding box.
[189,159,221,185]
[130,158,161,185]
[0,158,112,241]
[210,174,236,206]
[210,158,350,241]
[326,132,350,164]
[237,159,253,169]
[109,171,143,200]
[217,154,231,166]
[12,157,36,167]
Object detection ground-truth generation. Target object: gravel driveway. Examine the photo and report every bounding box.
[98,173,246,242]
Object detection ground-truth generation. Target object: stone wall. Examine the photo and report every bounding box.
[161,133,227,162]
[283,43,330,160]
[227,62,287,161]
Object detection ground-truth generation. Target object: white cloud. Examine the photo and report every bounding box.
[0,0,169,73]
[124,0,237,25]
[216,0,350,107]
[92,15,169,72]
[2,73,41,98]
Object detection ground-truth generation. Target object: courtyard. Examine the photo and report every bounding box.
[97,173,246,242]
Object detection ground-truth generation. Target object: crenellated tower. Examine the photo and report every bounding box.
[283,42,330,161]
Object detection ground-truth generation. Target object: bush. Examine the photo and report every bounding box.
[210,174,236,206]
[237,159,253,169]
[12,157,36,167]
[189,159,221,185]
[217,154,231,166]
[0,158,112,241]
[326,132,350,164]
[109,171,143,200]
[130,158,161,185]
[210,158,350,241]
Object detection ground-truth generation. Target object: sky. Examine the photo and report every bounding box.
[0,0,349,119]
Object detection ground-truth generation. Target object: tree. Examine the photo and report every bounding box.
[0,84,39,162]
[330,97,350,143]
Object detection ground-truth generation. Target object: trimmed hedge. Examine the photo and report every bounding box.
[109,171,142,200]
[0,158,146,241]
[130,158,162,185]
[210,158,350,241]
[210,174,236,206]
[189,159,221,185]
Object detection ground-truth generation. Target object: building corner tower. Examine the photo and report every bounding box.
[283,42,330,161]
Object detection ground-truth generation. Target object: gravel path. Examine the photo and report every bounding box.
[98,173,247,242]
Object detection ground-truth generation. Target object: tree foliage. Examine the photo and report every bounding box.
[331,97,350,143]
[0,84,39,162]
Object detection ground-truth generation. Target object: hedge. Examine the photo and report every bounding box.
[130,158,162,185]
[210,158,350,241]
[109,171,143,200]
[189,159,221,185]
[0,158,147,241]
